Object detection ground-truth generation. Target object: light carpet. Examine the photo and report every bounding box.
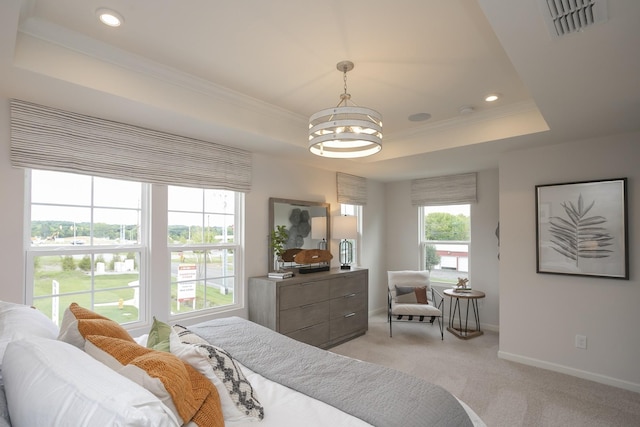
[331,314,640,427]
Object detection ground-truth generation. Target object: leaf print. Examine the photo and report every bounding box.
[548,194,613,266]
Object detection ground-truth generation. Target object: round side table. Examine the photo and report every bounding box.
[443,289,486,339]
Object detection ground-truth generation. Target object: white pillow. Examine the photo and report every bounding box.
[169,328,263,422]
[3,337,180,427]
[0,301,59,382]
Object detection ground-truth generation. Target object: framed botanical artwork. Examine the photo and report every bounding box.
[535,178,628,279]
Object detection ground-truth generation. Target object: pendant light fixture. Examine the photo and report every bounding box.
[308,61,382,158]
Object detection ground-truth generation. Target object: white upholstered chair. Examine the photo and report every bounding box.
[387,270,444,340]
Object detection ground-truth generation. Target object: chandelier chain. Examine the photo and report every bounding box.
[343,69,348,96]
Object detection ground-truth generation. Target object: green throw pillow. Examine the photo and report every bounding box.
[146,316,172,352]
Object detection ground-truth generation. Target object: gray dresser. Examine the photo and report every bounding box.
[248,268,368,348]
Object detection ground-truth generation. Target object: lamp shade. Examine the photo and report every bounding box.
[308,61,382,159]
[332,215,357,240]
[311,217,326,239]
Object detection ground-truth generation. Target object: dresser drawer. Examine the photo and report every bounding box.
[279,300,330,334]
[330,292,366,318]
[280,281,330,310]
[329,273,367,298]
[285,322,330,347]
[330,310,368,340]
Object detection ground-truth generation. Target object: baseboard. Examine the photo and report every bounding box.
[498,351,640,394]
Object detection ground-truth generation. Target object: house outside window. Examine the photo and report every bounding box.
[420,204,470,285]
[26,169,244,326]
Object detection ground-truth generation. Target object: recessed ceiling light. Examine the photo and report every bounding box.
[96,8,124,27]
[459,105,474,114]
[408,112,431,122]
[485,94,500,102]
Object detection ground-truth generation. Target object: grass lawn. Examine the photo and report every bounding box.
[33,255,234,324]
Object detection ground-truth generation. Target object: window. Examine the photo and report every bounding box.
[167,186,242,315]
[420,204,470,285]
[27,170,145,326]
[26,169,244,326]
[339,204,361,266]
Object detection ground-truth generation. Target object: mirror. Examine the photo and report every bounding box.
[268,198,330,272]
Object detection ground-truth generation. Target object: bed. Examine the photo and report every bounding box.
[0,301,485,427]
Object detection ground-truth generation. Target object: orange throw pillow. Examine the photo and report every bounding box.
[85,335,223,427]
[58,303,134,349]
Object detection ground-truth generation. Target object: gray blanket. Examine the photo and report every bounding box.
[190,317,473,427]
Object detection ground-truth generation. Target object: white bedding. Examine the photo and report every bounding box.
[226,364,372,427]
[225,364,486,427]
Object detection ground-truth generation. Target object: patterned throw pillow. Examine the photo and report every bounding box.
[395,285,429,304]
[173,325,264,421]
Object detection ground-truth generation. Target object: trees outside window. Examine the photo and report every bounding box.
[420,205,470,284]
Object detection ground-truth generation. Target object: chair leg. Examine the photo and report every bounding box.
[437,316,443,340]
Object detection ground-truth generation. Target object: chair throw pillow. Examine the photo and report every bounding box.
[395,285,429,304]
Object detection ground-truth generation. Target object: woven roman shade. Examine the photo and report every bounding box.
[10,99,252,192]
[336,172,367,205]
[411,172,477,206]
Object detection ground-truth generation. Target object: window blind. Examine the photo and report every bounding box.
[337,172,367,205]
[411,172,477,206]
[10,99,252,192]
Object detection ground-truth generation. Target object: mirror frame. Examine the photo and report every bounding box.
[268,198,330,272]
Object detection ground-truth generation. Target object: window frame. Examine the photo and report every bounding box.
[419,204,471,286]
[339,204,362,267]
[167,187,244,321]
[24,169,245,328]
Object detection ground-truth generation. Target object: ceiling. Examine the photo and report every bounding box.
[1,0,639,182]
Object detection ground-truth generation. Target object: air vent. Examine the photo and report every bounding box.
[539,0,608,38]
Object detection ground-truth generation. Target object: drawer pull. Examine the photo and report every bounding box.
[300,303,315,309]
[344,312,356,318]
[299,325,316,331]
[344,293,357,298]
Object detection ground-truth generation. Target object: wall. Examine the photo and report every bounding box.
[384,169,500,330]
[0,99,24,304]
[498,132,640,392]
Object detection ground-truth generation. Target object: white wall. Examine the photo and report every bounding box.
[498,132,640,393]
[0,99,25,304]
[360,179,387,313]
[384,169,500,330]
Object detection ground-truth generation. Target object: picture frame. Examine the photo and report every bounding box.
[535,178,628,279]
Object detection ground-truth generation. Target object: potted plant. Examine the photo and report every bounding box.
[270,225,289,271]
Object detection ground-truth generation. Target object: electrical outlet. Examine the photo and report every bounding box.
[575,334,587,349]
